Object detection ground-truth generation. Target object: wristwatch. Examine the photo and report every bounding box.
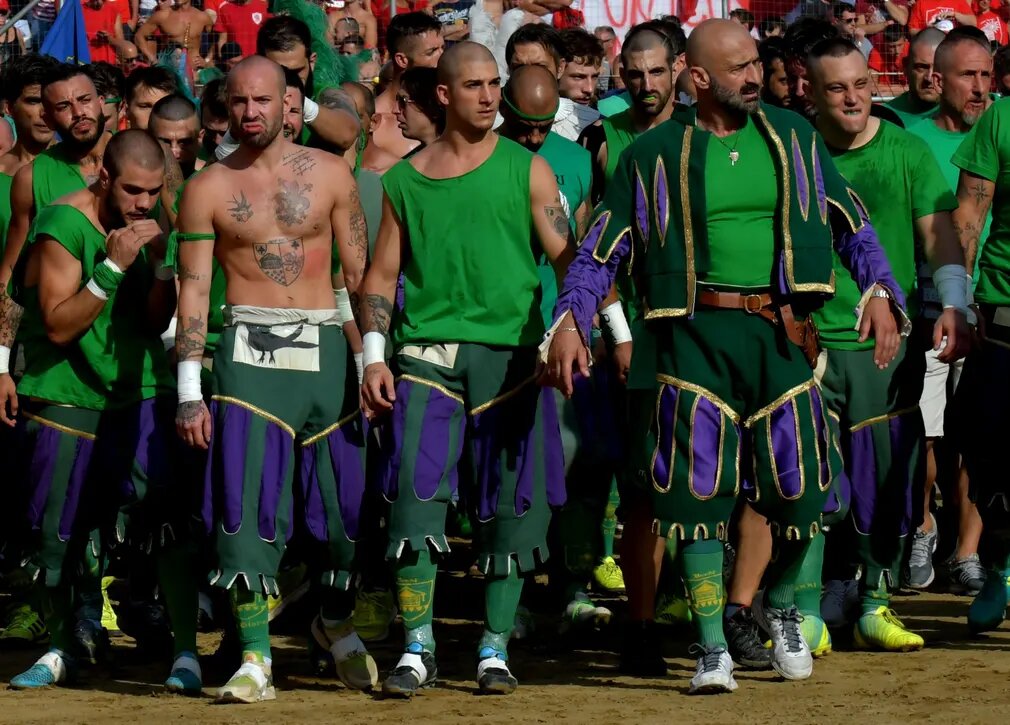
[871,287,892,301]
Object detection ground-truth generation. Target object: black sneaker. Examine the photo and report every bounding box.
[381,647,438,698]
[476,648,518,695]
[724,607,772,670]
[619,620,668,677]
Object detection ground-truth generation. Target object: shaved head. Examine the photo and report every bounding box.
[622,27,674,64]
[437,40,497,84]
[103,128,165,177]
[151,93,198,123]
[228,55,286,97]
[910,27,946,54]
[504,64,559,118]
[687,18,754,70]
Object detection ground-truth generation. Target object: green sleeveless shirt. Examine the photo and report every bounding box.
[0,173,11,256]
[18,204,174,410]
[602,109,638,184]
[31,145,87,210]
[382,136,545,348]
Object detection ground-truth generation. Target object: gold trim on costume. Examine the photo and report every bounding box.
[650,384,680,494]
[634,161,650,244]
[22,412,96,440]
[679,127,696,313]
[644,306,689,319]
[809,393,823,490]
[693,523,709,540]
[813,137,828,224]
[687,396,700,499]
[301,410,360,447]
[589,211,614,264]
[849,404,920,433]
[211,396,296,437]
[792,130,810,223]
[810,522,821,538]
[751,444,761,503]
[654,156,670,244]
[794,394,806,501]
[597,227,632,269]
[766,402,804,502]
[743,379,815,428]
[656,374,740,424]
[757,109,794,285]
[786,525,801,541]
[468,375,537,416]
[396,374,465,404]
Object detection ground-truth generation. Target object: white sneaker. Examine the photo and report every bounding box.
[311,615,378,690]
[752,597,813,681]
[688,645,737,694]
[215,656,276,704]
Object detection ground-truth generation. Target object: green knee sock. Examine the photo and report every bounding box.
[395,547,437,654]
[158,544,198,656]
[682,539,727,648]
[35,583,74,653]
[601,478,620,559]
[765,538,812,610]
[480,564,523,657]
[229,587,271,662]
[792,532,824,618]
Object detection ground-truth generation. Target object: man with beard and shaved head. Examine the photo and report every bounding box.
[360,41,573,698]
[174,55,373,705]
[804,37,968,656]
[8,130,199,694]
[886,27,945,126]
[149,94,204,178]
[905,29,992,596]
[544,18,906,693]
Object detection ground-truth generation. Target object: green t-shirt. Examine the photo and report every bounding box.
[885,91,938,128]
[0,173,11,256]
[535,131,591,327]
[382,136,545,347]
[32,144,87,210]
[701,115,778,289]
[816,120,956,349]
[952,98,1010,306]
[598,91,632,118]
[18,204,174,409]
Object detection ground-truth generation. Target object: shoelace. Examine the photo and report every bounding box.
[688,644,728,673]
[908,531,933,567]
[779,609,806,654]
[954,558,986,586]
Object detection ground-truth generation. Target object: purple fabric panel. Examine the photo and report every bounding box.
[27,427,61,530]
[813,141,828,220]
[810,386,830,486]
[831,208,907,309]
[59,438,96,541]
[792,133,810,215]
[327,422,366,540]
[539,385,567,508]
[470,404,504,522]
[634,168,649,241]
[650,385,678,488]
[216,402,252,535]
[846,426,877,534]
[380,378,412,502]
[689,397,723,499]
[413,385,461,501]
[655,160,669,238]
[769,399,803,499]
[300,444,325,540]
[257,422,292,541]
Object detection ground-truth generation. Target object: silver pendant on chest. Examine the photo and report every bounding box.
[729,150,740,166]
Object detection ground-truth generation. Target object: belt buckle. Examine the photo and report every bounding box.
[743,294,764,314]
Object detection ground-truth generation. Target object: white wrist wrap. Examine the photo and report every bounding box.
[0,345,10,375]
[600,301,632,345]
[333,287,354,326]
[303,97,320,124]
[102,257,124,274]
[966,273,975,307]
[85,278,109,300]
[362,331,386,368]
[215,131,239,160]
[177,360,203,403]
[933,263,969,314]
[354,352,364,384]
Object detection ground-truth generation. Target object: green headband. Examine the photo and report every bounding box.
[105,96,122,104]
[502,92,559,122]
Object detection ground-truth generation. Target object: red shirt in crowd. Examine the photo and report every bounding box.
[82,0,120,64]
[908,0,975,31]
[213,0,270,58]
[371,0,428,51]
[978,9,1008,42]
[107,0,130,23]
[868,41,909,74]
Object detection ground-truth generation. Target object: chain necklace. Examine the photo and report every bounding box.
[711,129,743,166]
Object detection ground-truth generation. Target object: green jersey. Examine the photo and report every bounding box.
[952,98,1010,305]
[18,204,174,409]
[700,115,778,290]
[598,91,631,118]
[535,132,591,326]
[0,173,11,255]
[816,120,956,349]
[32,144,87,210]
[382,136,545,347]
[602,110,639,184]
[885,91,937,128]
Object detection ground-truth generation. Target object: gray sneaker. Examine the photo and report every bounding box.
[905,513,938,589]
[948,553,986,596]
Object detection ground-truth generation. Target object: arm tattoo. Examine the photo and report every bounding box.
[544,203,570,239]
[177,262,206,281]
[227,191,253,223]
[175,314,206,360]
[0,290,24,347]
[282,149,317,176]
[365,293,393,335]
[177,399,204,423]
[274,179,313,225]
[954,219,983,273]
[970,181,991,207]
[254,237,304,286]
[347,184,368,265]
[349,290,362,325]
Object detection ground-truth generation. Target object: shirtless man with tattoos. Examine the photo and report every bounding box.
[173,55,373,704]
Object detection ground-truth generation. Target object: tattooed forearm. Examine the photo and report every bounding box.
[282,149,317,176]
[365,294,393,335]
[954,219,983,274]
[227,191,253,223]
[274,179,313,225]
[175,314,207,360]
[0,291,24,347]
[177,262,207,281]
[544,203,569,239]
[347,184,368,265]
[177,399,204,423]
[349,290,362,325]
[254,237,304,286]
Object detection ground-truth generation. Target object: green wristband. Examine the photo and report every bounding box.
[92,258,126,296]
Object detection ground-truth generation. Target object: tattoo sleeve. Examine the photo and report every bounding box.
[175,314,206,361]
[347,184,368,267]
[0,290,24,347]
[364,293,393,335]
[954,174,993,275]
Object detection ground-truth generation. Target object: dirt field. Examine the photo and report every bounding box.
[1,562,1009,724]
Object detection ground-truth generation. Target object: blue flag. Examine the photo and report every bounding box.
[41,0,91,65]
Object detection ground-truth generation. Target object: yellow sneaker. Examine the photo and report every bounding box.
[655,593,693,627]
[266,564,309,623]
[800,613,832,657]
[352,589,397,643]
[101,577,120,635]
[593,556,626,593]
[854,607,924,651]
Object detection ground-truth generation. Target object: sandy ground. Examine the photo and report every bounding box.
[0,555,1008,725]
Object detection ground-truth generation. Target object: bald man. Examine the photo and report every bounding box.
[8,130,200,694]
[149,94,204,178]
[174,56,374,704]
[544,19,905,693]
[360,41,574,697]
[886,27,945,125]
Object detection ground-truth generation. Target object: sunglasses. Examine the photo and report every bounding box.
[395,94,415,110]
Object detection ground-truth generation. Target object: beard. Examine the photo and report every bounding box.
[235,114,283,149]
[59,111,105,151]
[711,75,760,114]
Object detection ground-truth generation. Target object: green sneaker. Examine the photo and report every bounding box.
[655,593,693,628]
[968,569,1010,635]
[558,592,611,635]
[216,654,276,704]
[592,556,626,593]
[267,563,309,623]
[101,577,120,636]
[352,588,397,642]
[0,604,49,648]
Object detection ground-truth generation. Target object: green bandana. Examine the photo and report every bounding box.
[502,93,559,122]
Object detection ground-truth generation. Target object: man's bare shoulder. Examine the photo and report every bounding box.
[183,163,229,199]
[279,145,353,184]
[0,154,24,177]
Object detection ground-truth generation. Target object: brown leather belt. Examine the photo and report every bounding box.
[696,290,773,314]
